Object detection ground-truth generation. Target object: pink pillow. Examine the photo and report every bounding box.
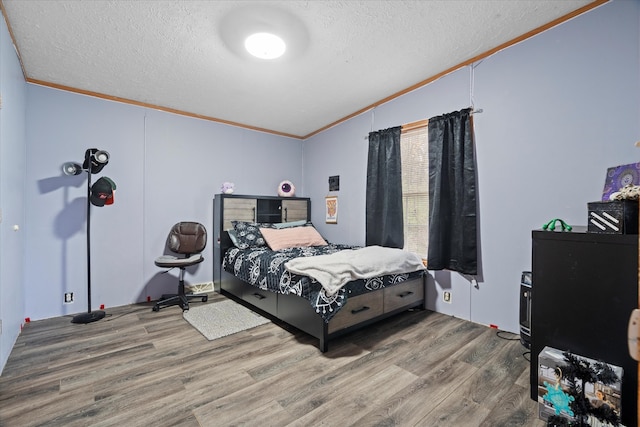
[259,226,327,250]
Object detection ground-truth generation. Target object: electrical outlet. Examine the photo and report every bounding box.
[443,291,452,303]
[64,292,74,303]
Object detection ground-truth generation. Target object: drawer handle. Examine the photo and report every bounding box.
[398,291,414,298]
[351,306,370,314]
[252,293,266,300]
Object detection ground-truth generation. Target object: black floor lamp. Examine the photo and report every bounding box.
[62,148,111,324]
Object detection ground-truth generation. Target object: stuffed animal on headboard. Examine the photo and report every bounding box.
[220,182,235,194]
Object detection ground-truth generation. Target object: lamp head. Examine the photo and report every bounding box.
[83,148,110,174]
[62,162,83,176]
[93,150,109,164]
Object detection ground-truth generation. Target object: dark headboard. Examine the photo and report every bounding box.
[213,194,311,288]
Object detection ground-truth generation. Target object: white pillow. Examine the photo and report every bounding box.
[272,219,308,229]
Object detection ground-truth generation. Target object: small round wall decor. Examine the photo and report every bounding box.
[278,180,295,197]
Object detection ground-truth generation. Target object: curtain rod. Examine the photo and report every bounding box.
[364,108,483,140]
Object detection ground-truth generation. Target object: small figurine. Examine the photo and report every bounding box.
[221,182,235,194]
[278,180,295,197]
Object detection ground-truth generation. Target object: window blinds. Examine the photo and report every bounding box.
[400,126,429,258]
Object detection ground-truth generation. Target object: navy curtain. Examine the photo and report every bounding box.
[366,126,404,248]
[427,108,477,275]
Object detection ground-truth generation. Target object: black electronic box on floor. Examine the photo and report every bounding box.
[519,271,532,349]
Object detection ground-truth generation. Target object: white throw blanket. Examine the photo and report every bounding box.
[284,245,426,295]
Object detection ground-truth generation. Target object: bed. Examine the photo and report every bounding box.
[213,194,427,352]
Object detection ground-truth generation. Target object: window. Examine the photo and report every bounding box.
[400,122,429,258]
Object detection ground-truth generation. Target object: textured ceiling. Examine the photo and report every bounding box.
[1,0,598,138]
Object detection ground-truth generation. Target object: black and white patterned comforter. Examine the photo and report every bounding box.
[222,244,424,322]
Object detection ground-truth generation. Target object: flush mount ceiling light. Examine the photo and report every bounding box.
[219,5,309,61]
[245,32,286,59]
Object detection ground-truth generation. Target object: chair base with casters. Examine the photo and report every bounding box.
[153,257,209,311]
[152,222,208,312]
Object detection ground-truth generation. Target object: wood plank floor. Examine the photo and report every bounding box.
[0,293,545,427]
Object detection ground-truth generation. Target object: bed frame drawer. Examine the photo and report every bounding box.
[328,291,383,334]
[221,275,249,299]
[383,278,424,313]
[243,288,277,316]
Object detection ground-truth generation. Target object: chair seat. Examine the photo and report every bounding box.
[155,254,204,268]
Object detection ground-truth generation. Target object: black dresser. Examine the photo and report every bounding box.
[530,226,638,426]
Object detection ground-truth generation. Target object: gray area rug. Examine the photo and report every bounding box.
[183,299,270,340]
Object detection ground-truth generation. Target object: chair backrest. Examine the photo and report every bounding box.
[166,222,207,255]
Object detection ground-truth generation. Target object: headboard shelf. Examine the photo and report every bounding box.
[212,194,311,289]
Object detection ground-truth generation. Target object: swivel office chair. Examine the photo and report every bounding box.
[153,222,208,312]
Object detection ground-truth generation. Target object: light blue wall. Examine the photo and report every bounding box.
[24,86,303,321]
[0,14,27,372]
[2,0,639,375]
[303,0,640,334]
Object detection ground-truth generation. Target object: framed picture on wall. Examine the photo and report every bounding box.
[325,196,338,224]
